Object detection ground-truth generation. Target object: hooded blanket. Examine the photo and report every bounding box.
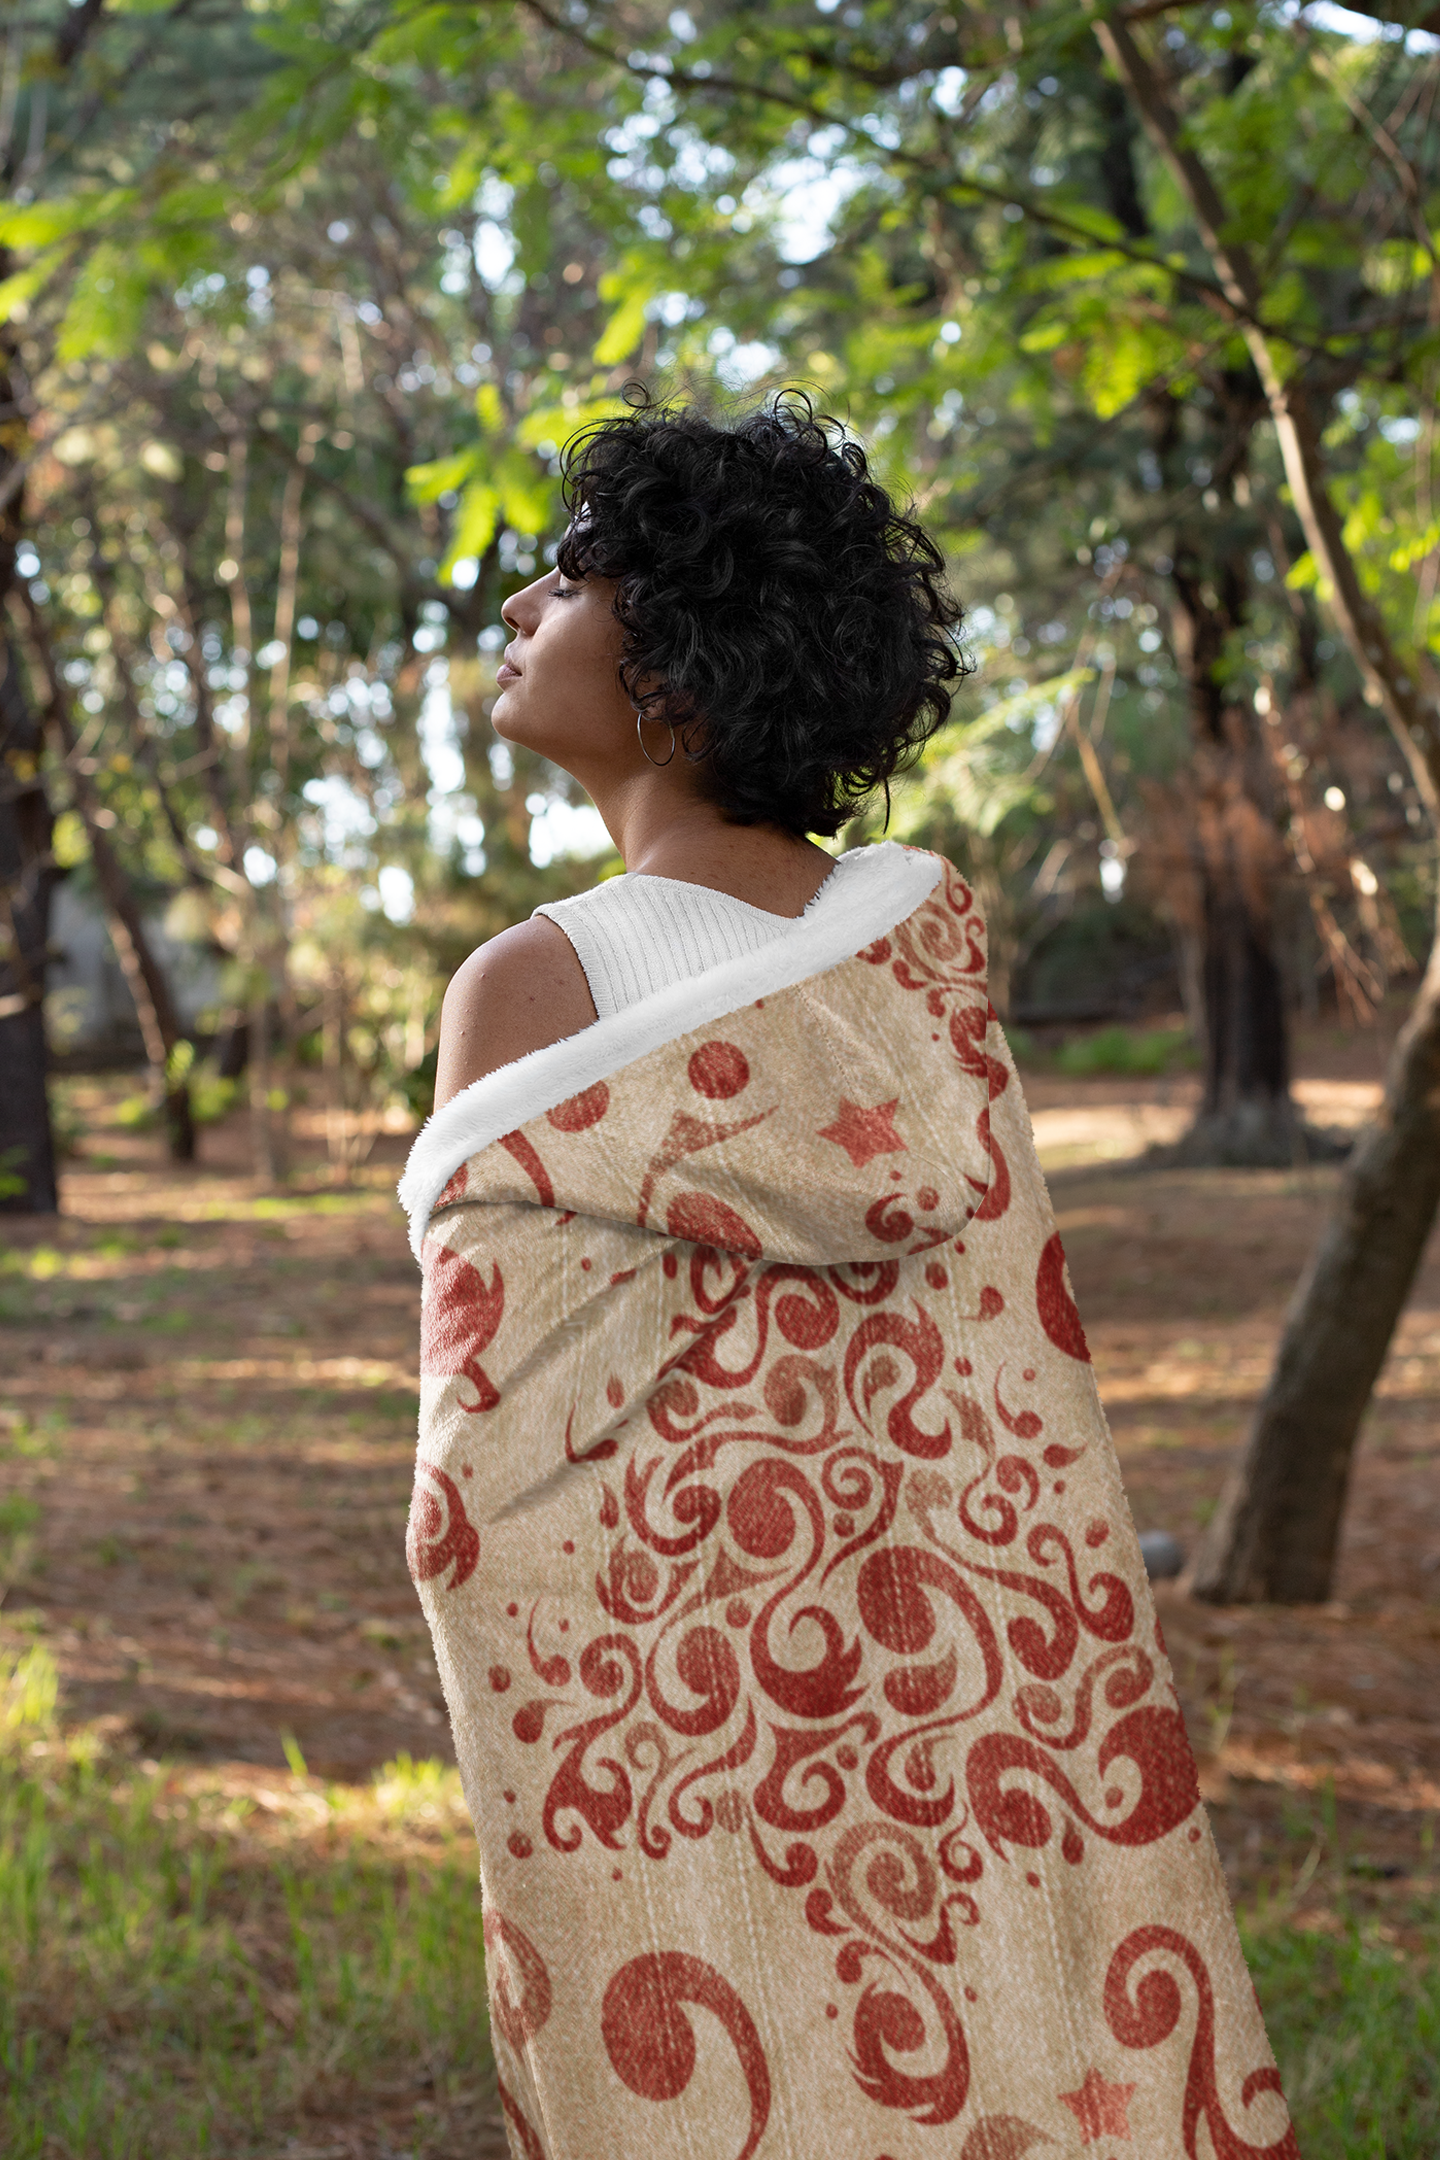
[398,845,1296,2160]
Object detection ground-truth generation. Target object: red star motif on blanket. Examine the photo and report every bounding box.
[1057,2067,1136,2142]
[817,1097,907,1168]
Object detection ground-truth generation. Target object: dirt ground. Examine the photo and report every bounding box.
[3,1017,1438,1970]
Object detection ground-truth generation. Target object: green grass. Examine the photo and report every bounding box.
[1244,1906,1439,2157]
[1052,1023,1200,1077]
[2,1647,1435,2154]
[1,1647,494,2158]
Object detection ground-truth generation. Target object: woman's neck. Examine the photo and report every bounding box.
[601,787,837,919]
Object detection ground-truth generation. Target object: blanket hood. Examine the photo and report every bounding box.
[400,848,1019,1277]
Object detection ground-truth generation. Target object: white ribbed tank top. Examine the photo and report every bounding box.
[533,848,867,1018]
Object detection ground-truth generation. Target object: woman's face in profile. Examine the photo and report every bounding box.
[493,566,637,775]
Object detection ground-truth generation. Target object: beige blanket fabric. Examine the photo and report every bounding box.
[402,853,1297,2160]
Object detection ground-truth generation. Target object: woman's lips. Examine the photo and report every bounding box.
[496,662,521,685]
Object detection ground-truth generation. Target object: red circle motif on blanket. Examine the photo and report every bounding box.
[548,1083,611,1132]
[688,1041,750,1098]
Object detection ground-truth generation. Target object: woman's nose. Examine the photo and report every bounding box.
[501,573,547,634]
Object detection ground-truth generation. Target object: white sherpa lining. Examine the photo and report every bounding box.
[397,841,942,1262]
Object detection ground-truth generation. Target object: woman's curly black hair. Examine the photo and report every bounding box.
[555,389,968,837]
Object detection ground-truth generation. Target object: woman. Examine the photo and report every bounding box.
[399,396,1293,2160]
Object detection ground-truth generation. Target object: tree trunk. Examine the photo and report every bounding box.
[1185,870,1296,1164]
[0,0,125,1212]
[248,982,287,1185]
[1164,526,1299,1164]
[14,590,196,1160]
[1191,919,1440,1600]
[1097,12,1440,1598]
[0,630,58,1215]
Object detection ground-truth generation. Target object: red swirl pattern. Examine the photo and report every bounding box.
[1105,1926,1300,2158]
[601,1952,771,2160]
[414,857,1292,2154]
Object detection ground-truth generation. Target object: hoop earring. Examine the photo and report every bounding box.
[636,710,677,767]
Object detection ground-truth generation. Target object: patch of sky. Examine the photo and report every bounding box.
[355,728,388,770]
[302,773,378,857]
[1025,701,1061,752]
[1286,0,1439,48]
[419,668,466,798]
[707,328,783,390]
[1099,844,1127,901]
[1380,415,1420,445]
[174,270,227,309]
[474,220,516,292]
[377,865,415,924]
[429,793,487,877]
[668,130,735,191]
[527,796,611,868]
[607,111,663,156]
[745,150,869,265]
[243,845,276,886]
[855,111,902,150]
[490,741,515,788]
[654,291,698,327]
[668,8,697,37]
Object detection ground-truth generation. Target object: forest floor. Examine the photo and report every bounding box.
[1,1016,1437,2156]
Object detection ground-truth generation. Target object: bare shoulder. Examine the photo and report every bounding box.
[434,916,597,1108]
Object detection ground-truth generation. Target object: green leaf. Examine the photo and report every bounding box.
[514,395,630,451]
[1390,524,1440,574]
[441,482,500,578]
[406,448,481,503]
[497,451,554,538]
[0,188,133,250]
[0,247,70,324]
[57,243,149,363]
[594,289,650,366]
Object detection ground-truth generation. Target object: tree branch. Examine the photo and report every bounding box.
[1091,7,1440,812]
